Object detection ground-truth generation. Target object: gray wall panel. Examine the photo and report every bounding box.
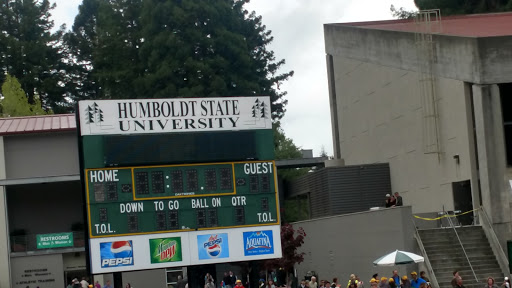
[293,206,416,284]
[4,132,79,179]
[289,164,392,218]
[11,254,65,288]
[123,268,167,288]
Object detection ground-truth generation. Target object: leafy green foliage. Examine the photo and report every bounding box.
[273,122,309,180]
[1,74,49,117]
[415,0,512,15]
[263,223,306,271]
[66,0,293,120]
[390,5,418,19]
[392,0,512,18]
[274,122,302,160]
[283,196,310,223]
[0,0,67,112]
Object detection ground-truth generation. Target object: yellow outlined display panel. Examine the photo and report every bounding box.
[85,160,279,238]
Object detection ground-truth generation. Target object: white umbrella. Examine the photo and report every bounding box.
[373,250,424,266]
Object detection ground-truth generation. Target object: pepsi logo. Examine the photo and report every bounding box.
[204,235,222,257]
[111,241,133,258]
[100,240,134,268]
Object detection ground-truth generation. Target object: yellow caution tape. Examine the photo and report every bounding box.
[413,208,478,221]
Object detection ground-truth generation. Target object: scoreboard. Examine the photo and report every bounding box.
[77,97,282,273]
[86,161,279,237]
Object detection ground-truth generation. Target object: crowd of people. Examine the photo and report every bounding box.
[66,277,126,288]
[451,270,510,288]
[298,270,512,288]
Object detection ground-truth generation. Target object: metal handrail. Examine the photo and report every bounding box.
[412,219,439,288]
[443,207,478,282]
[477,206,510,277]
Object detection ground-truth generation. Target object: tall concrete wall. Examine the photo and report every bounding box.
[472,84,512,247]
[293,206,417,283]
[324,25,512,85]
[4,133,79,179]
[0,137,11,288]
[328,55,474,213]
[123,268,167,288]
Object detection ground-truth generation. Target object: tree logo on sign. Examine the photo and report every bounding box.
[85,102,105,125]
[251,98,269,120]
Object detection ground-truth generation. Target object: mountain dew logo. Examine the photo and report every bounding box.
[149,237,182,263]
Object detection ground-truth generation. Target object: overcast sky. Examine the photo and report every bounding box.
[50,0,417,156]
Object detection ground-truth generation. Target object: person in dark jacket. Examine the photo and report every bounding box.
[394,192,403,206]
[401,276,411,288]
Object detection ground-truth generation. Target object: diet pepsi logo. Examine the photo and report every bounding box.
[197,233,229,260]
[204,235,222,257]
[100,240,134,268]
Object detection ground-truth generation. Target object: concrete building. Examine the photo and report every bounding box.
[324,12,512,247]
[0,115,189,288]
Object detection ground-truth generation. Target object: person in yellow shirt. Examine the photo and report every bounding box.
[347,275,359,288]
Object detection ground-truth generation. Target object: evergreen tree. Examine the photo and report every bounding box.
[67,0,293,120]
[392,0,512,18]
[415,0,512,15]
[1,74,48,117]
[0,0,68,112]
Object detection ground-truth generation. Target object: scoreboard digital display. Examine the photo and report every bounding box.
[86,161,279,237]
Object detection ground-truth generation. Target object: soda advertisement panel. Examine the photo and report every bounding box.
[99,240,134,268]
[149,237,182,263]
[89,226,281,273]
[197,233,229,260]
[243,230,274,256]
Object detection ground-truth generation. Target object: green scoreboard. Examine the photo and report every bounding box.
[86,161,279,237]
[78,97,282,274]
[77,97,279,239]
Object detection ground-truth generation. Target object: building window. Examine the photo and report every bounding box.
[166,267,184,288]
[499,83,512,166]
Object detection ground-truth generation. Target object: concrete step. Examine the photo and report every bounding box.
[427,250,496,259]
[419,227,484,234]
[420,230,485,237]
[424,245,493,253]
[435,268,502,278]
[423,239,489,248]
[418,226,504,288]
[426,251,494,258]
[439,280,504,288]
[439,282,498,288]
[423,242,492,249]
[433,262,500,271]
[429,261,499,269]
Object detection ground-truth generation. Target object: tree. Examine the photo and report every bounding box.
[390,5,417,19]
[273,122,309,181]
[0,0,68,112]
[391,0,512,18]
[415,0,512,15]
[263,224,306,285]
[67,0,293,120]
[274,122,302,160]
[319,145,329,158]
[1,74,48,117]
